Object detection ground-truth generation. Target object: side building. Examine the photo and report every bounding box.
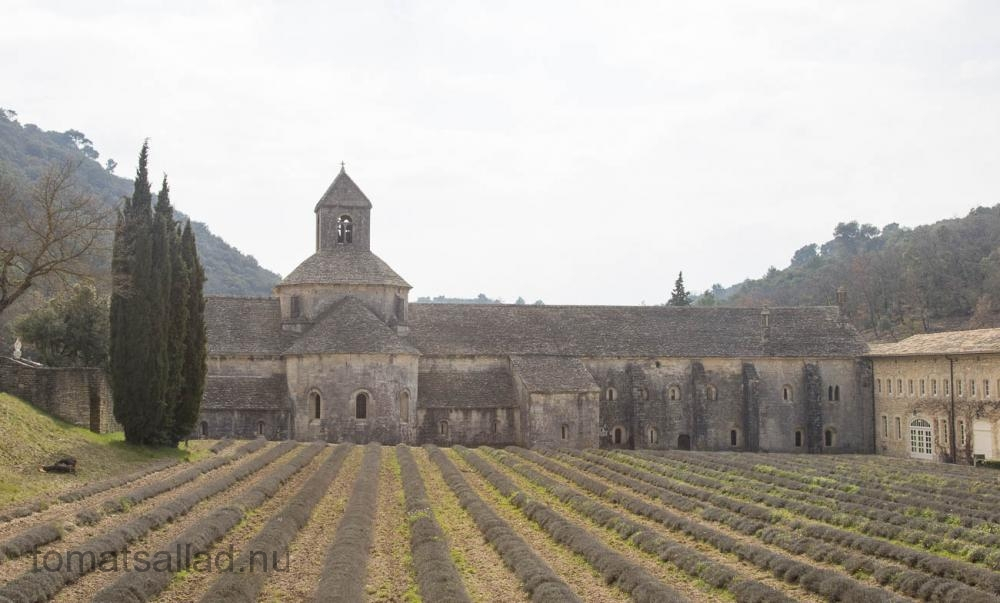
[197,166,874,452]
[869,329,1000,463]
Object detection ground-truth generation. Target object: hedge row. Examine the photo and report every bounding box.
[634,450,1000,551]
[551,449,918,602]
[0,441,297,603]
[566,449,998,602]
[98,439,268,515]
[198,443,352,603]
[607,450,1000,588]
[396,446,470,603]
[0,442,269,563]
[0,458,183,525]
[312,443,382,603]
[425,446,580,603]
[499,448,796,603]
[209,438,234,454]
[92,442,327,603]
[455,446,690,603]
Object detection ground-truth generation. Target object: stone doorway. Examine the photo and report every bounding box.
[677,433,691,450]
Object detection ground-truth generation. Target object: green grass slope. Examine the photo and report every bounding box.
[0,393,198,506]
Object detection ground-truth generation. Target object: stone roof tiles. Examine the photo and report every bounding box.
[315,167,371,210]
[406,304,867,358]
[202,374,288,410]
[418,368,518,408]
[284,296,420,356]
[205,296,293,356]
[867,328,1000,357]
[511,355,600,393]
[279,249,410,288]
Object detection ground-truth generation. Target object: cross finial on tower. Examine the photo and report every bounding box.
[340,161,346,172]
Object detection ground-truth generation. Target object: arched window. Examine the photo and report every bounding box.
[668,385,681,401]
[337,215,353,244]
[782,385,793,402]
[493,420,502,435]
[794,430,803,447]
[887,380,893,394]
[257,421,265,436]
[706,385,718,401]
[438,420,449,437]
[931,379,937,396]
[200,421,208,438]
[612,426,625,445]
[909,419,932,458]
[827,385,834,401]
[897,379,902,396]
[834,385,840,401]
[398,391,410,423]
[310,391,322,420]
[289,295,301,319]
[970,380,976,397]
[876,379,881,394]
[355,392,368,420]
[957,380,963,396]
[646,426,658,444]
[824,428,835,447]
[606,387,616,402]
[561,424,569,440]
[730,429,739,447]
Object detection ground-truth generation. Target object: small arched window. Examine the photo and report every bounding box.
[337,215,353,244]
[647,426,658,444]
[606,387,616,402]
[257,421,265,436]
[876,379,881,394]
[200,421,208,438]
[612,426,625,445]
[399,391,410,423]
[561,424,569,440]
[439,420,449,437]
[824,428,834,447]
[310,391,322,420]
[730,429,738,447]
[493,420,502,435]
[706,385,718,401]
[355,392,368,420]
[794,430,802,447]
[782,385,793,402]
[668,386,681,401]
[827,385,834,401]
[931,379,937,395]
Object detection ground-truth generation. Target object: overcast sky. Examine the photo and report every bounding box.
[5,1,1000,304]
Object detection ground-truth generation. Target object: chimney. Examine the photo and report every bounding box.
[760,306,771,344]
[836,287,847,327]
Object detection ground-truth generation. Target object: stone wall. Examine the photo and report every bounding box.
[285,352,418,444]
[873,354,1000,462]
[0,356,118,433]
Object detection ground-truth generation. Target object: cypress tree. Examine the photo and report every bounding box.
[153,176,182,443]
[175,220,206,442]
[668,271,692,306]
[111,141,162,444]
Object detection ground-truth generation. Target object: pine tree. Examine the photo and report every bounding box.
[175,220,206,443]
[668,271,692,306]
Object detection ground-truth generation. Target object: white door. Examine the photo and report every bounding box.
[909,419,934,460]
[973,421,995,460]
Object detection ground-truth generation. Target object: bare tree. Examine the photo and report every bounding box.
[0,162,113,316]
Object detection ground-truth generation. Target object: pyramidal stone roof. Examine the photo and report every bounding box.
[284,296,419,356]
[279,248,410,288]
[315,166,372,211]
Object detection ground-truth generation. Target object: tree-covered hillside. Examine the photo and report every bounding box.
[721,206,1000,339]
[0,109,280,297]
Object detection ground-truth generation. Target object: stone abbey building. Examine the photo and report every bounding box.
[199,168,874,451]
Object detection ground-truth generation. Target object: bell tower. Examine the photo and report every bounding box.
[315,164,372,252]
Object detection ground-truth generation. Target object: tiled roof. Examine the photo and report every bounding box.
[315,168,371,210]
[418,368,517,408]
[867,328,1000,357]
[205,297,292,356]
[407,304,867,358]
[279,249,410,288]
[511,355,599,393]
[284,296,420,356]
[202,374,288,410]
